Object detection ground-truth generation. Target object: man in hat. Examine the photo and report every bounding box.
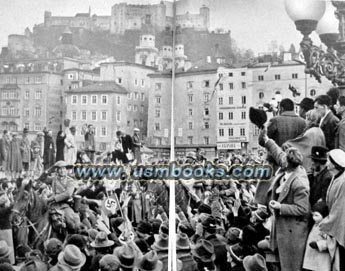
[191,239,216,271]
[132,128,142,164]
[0,130,10,176]
[308,146,332,206]
[31,131,44,177]
[314,94,339,150]
[9,132,22,179]
[176,233,194,271]
[113,245,137,271]
[43,130,55,170]
[20,128,31,174]
[335,95,345,151]
[99,254,120,271]
[90,231,115,271]
[55,244,86,271]
[267,98,306,147]
[243,253,268,271]
[46,160,81,232]
[192,216,229,271]
[137,250,163,271]
[0,193,14,265]
[64,126,77,165]
[298,97,314,119]
[84,124,96,163]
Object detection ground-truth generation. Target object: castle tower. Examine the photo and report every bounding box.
[174,28,187,69]
[61,27,73,45]
[135,24,158,67]
[160,31,173,70]
[199,5,210,30]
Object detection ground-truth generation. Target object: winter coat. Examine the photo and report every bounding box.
[20,136,31,163]
[64,129,77,165]
[266,139,310,271]
[303,223,331,271]
[283,126,326,174]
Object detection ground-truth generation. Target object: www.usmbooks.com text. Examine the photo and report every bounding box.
[73,162,273,180]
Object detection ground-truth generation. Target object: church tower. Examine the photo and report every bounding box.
[135,24,158,67]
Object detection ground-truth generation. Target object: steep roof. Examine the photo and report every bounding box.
[65,81,127,94]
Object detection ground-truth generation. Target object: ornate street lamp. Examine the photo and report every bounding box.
[285,0,345,86]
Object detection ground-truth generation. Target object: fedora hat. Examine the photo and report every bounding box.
[329,149,345,169]
[254,208,270,221]
[57,244,86,271]
[136,221,152,236]
[87,229,99,243]
[138,251,163,271]
[0,240,10,259]
[134,128,140,132]
[37,131,44,136]
[226,227,241,244]
[309,146,328,161]
[243,253,268,271]
[151,233,169,251]
[99,254,120,271]
[176,233,190,251]
[90,231,114,248]
[297,97,314,111]
[229,243,244,263]
[53,160,73,169]
[249,107,267,129]
[113,246,136,269]
[191,239,215,263]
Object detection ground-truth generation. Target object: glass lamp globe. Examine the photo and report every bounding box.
[284,0,326,22]
[316,1,338,35]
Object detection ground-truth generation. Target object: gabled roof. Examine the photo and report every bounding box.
[65,81,127,94]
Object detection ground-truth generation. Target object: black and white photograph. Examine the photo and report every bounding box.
[0,0,345,270]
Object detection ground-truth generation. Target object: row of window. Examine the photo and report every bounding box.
[0,76,43,85]
[219,96,246,105]
[118,77,146,88]
[127,92,145,101]
[24,90,42,100]
[154,136,210,146]
[71,111,108,121]
[219,111,246,120]
[1,107,19,116]
[257,73,298,81]
[219,128,246,137]
[71,95,110,105]
[128,104,144,112]
[23,107,42,117]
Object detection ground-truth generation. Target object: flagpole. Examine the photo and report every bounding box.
[168,1,177,271]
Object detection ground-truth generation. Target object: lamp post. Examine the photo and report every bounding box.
[284,0,345,87]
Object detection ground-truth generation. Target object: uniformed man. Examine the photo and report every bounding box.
[47,160,81,231]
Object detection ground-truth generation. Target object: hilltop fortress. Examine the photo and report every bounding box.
[43,1,210,34]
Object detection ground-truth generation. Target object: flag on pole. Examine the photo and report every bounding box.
[264,63,271,72]
[210,74,223,100]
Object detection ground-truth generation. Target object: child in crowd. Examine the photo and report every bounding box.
[303,201,331,271]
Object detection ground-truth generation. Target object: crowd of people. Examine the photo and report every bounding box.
[0,89,345,271]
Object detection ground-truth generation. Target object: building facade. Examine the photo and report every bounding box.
[147,67,218,159]
[65,81,127,151]
[0,58,82,137]
[100,62,156,139]
[215,66,253,156]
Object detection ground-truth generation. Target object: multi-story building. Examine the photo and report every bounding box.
[0,58,81,137]
[147,66,218,159]
[99,62,156,139]
[65,81,127,151]
[216,53,333,155]
[215,66,253,155]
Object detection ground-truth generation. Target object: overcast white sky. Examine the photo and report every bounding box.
[0,0,323,54]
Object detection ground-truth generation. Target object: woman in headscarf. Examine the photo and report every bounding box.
[259,127,310,271]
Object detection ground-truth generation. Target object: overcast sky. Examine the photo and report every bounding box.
[0,0,323,54]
